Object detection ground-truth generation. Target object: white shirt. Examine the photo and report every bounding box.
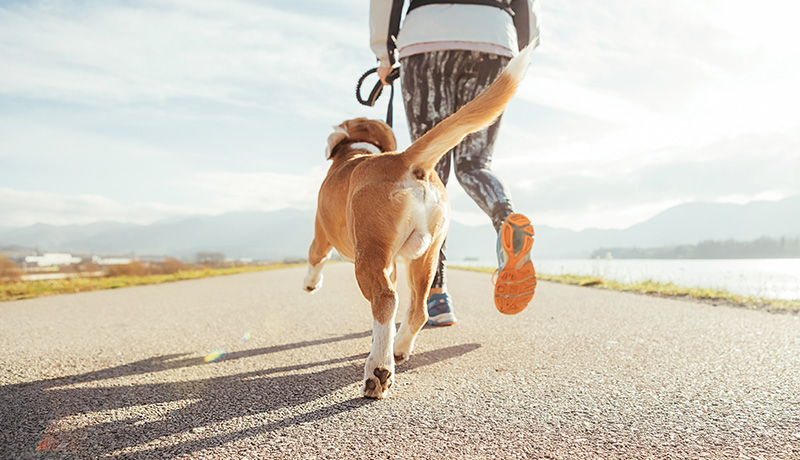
[370,0,540,68]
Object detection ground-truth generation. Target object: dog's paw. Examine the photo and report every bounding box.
[393,332,415,365]
[302,274,323,293]
[361,367,393,399]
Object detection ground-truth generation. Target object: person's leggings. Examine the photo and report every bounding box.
[400,50,515,289]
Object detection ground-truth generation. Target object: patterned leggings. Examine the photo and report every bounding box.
[400,50,515,289]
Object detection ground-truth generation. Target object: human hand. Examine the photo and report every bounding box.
[377,66,393,85]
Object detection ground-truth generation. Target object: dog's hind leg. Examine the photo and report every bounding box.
[355,252,397,399]
[394,245,439,365]
[303,217,332,293]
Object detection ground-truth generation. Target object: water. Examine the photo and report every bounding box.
[462,258,800,301]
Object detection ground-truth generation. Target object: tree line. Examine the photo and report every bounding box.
[591,236,800,259]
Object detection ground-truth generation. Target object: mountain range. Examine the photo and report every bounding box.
[1,195,798,261]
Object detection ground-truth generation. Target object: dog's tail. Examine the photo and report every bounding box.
[402,45,534,172]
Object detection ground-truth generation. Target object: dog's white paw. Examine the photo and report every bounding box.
[361,365,394,399]
[303,273,323,293]
[393,324,418,365]
[393,339,412,366]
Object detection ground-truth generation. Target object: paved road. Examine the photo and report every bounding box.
[1,264,799,459]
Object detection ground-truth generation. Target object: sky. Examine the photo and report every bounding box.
[1,0,798,231]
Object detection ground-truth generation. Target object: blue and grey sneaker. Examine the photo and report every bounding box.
[426,292,457,326]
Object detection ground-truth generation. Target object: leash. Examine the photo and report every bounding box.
[356,66,400,127]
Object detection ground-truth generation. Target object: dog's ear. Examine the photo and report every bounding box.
[325,124,349,160]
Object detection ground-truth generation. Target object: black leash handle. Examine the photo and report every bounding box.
[356,66,400,127]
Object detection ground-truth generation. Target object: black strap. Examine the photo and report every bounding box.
[356,66,401,127]
[407,0,514,17]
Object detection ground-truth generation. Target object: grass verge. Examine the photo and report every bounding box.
[452,266,800,314]
[1,264,301,302]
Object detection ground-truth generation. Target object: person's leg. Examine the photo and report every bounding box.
[450,52,514,231]
[450,52,537,314]
[452,116,515,233]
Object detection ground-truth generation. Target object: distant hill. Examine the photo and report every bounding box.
[608,196,800,246]
[1,196,798,260]
[447,195,800,260]
[0,245,37,260]
[0,210,315,261]
[0,221,135,251]
[591,236,800,259]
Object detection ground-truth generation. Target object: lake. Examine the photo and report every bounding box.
[461,258,800,301]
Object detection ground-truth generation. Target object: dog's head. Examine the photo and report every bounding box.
[325,118,396,160]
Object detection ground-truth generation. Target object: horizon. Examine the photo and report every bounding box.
[2,0,799,232]
[0,192,799,234]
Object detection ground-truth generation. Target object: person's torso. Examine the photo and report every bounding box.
[397,3,518,59]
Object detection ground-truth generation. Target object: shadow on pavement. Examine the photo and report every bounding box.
[0,331,480,459]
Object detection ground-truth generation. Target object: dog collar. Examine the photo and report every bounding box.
[349,142,382,155]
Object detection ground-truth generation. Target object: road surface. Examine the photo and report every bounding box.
[1,264,799,459]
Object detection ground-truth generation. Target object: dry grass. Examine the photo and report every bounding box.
[0,264,301,302]
[0,256,22,282]
[452,265,800,314]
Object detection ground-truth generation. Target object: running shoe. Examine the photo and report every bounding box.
[426,292,457,326]
[494,213,536,314]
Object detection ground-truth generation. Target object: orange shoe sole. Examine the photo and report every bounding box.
[494,213,536,315]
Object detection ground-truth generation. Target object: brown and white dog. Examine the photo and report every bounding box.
[303,45,534,399]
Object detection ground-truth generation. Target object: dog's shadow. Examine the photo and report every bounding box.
[1,332,480,459]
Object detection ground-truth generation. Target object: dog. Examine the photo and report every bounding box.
[303,45,534,399]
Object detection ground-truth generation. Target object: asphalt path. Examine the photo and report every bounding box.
[1,264,799,459]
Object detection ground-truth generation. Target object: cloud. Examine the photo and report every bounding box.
[527,0,800,134]
[1,0,799,234]
[487,0,800,231]
[0,171,324,230]
[485,131,800,229]
[0,1,369,114]
[187,169,328,212]
[0,161,333,228]
[516,76,666,129]
[0,187,209,228]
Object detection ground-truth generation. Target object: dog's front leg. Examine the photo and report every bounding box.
[303,218,332,293]
[355,260,397,399]
[303,257,327,293]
